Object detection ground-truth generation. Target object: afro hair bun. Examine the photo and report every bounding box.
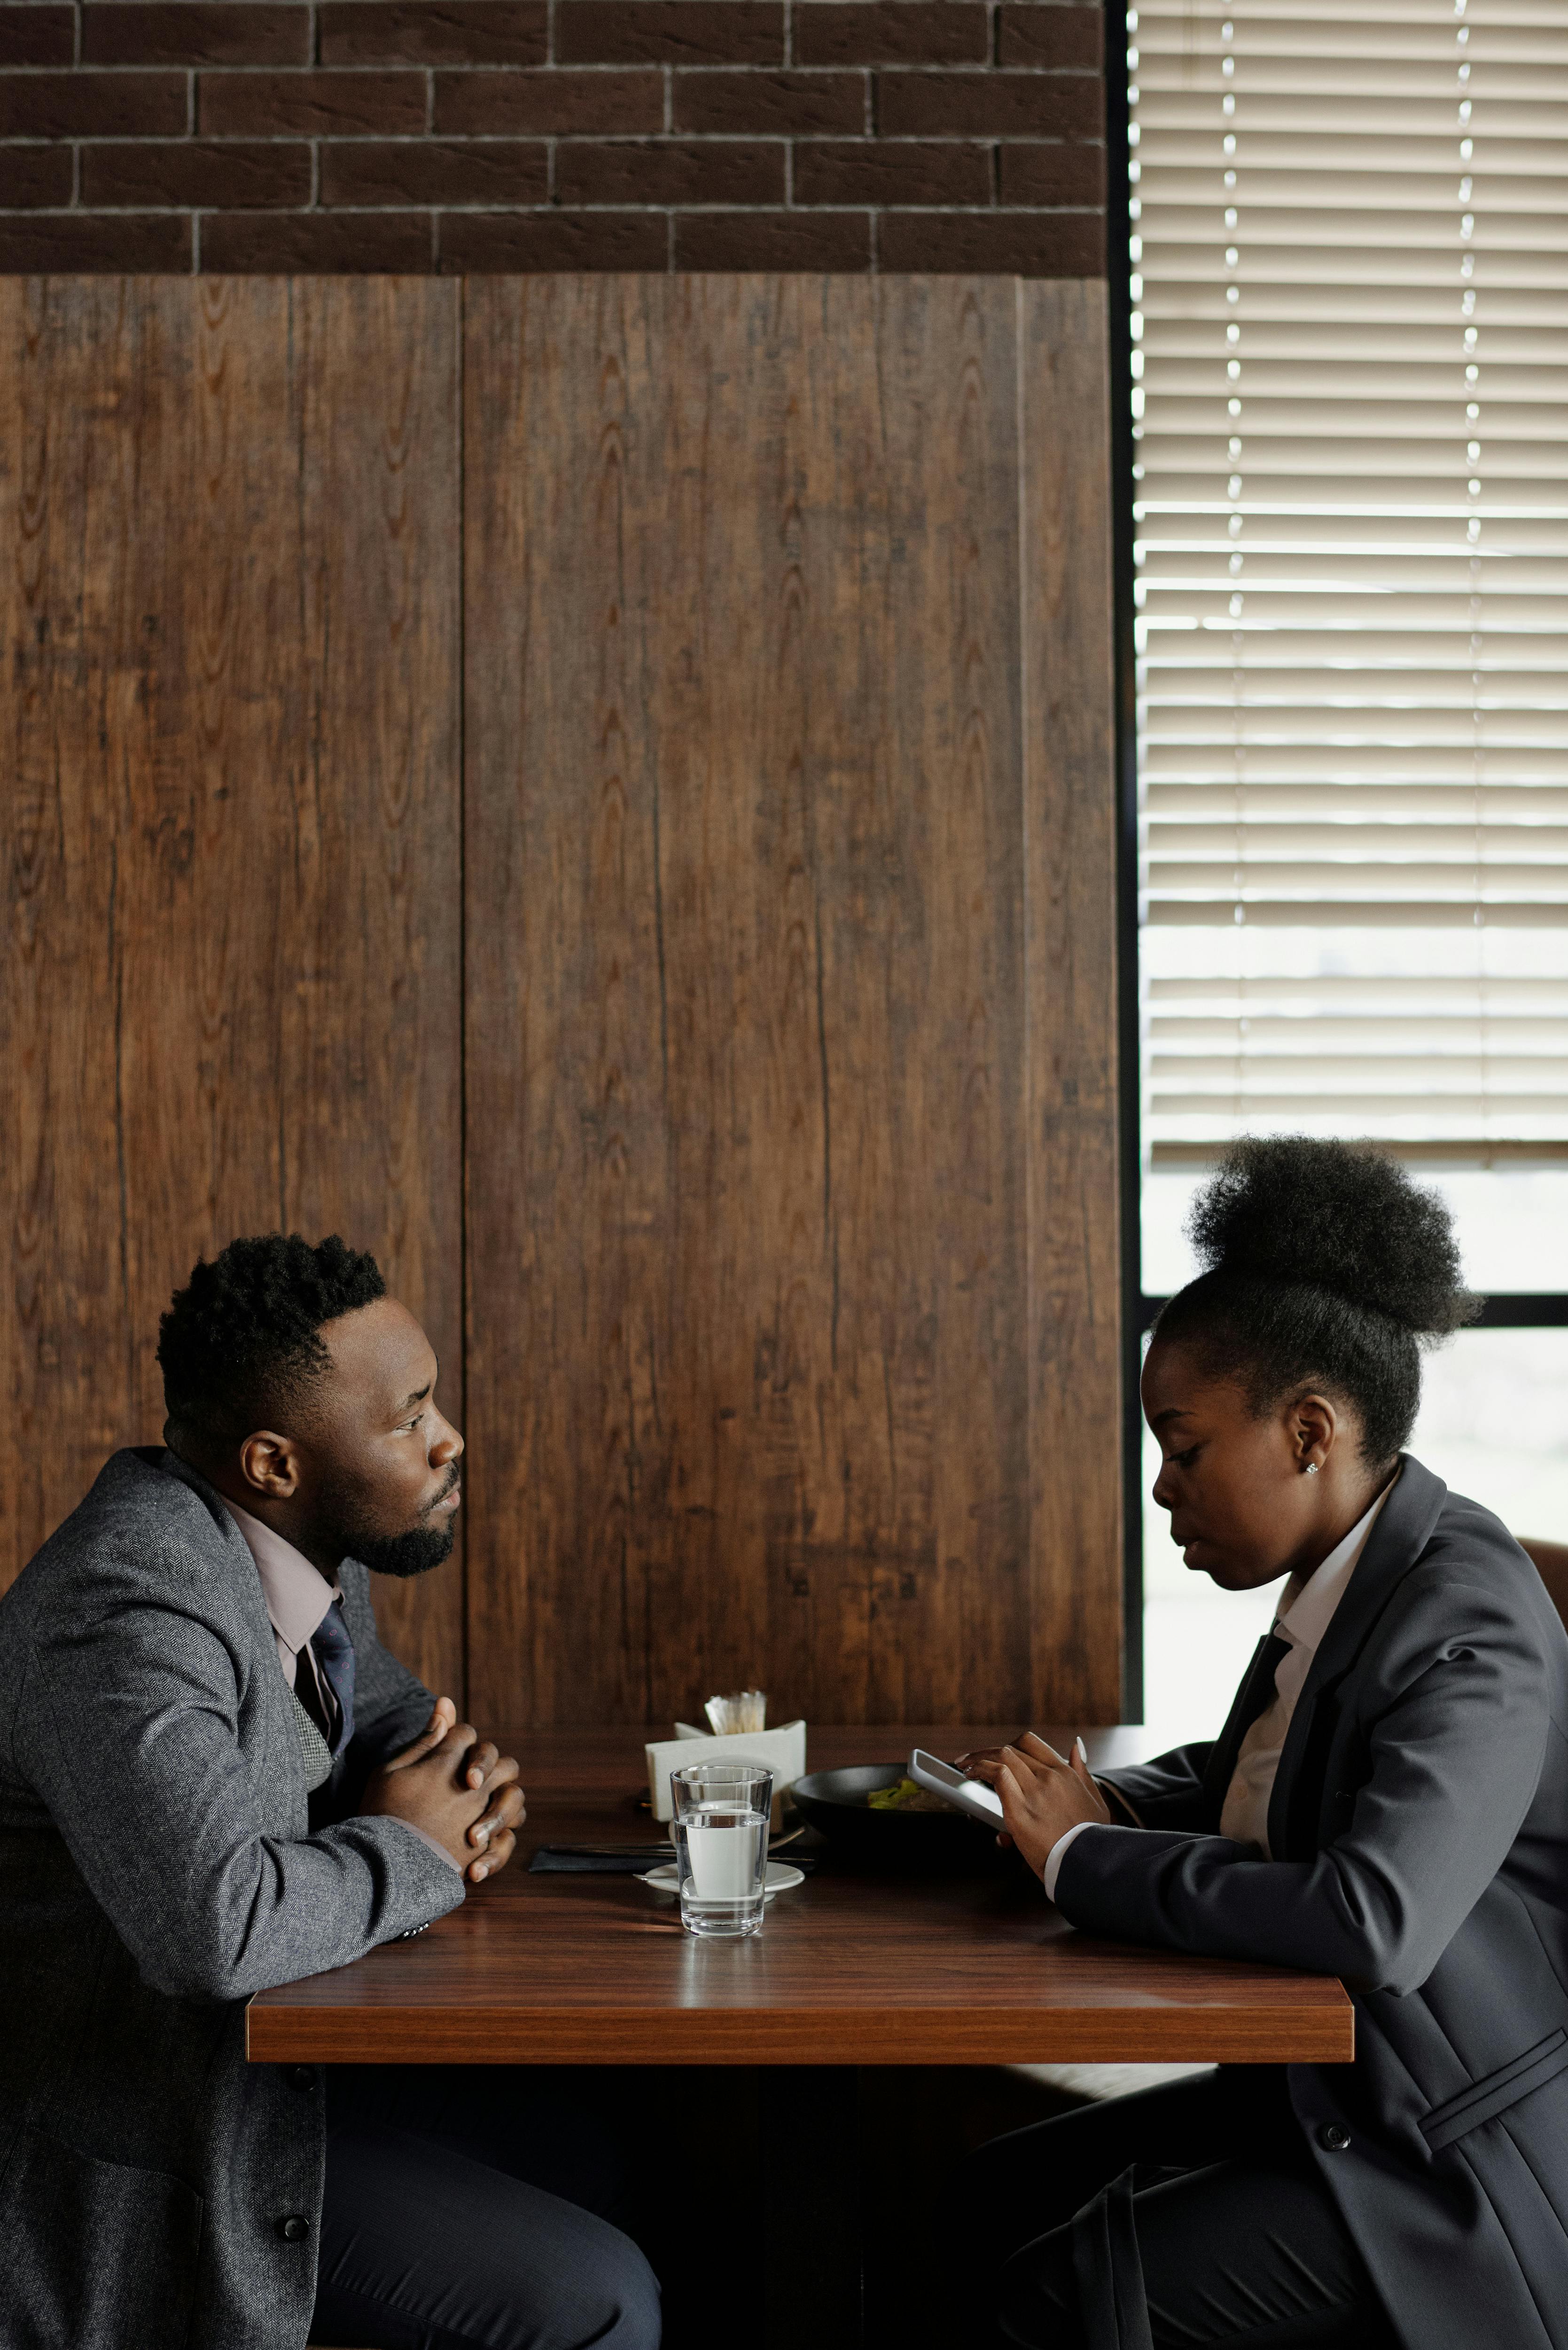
[1186,1137,1475,1339]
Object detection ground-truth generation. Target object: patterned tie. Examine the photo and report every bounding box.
[308,1599,357,1760]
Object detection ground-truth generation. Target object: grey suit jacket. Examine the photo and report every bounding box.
[1065,1454,1568,2350]
[0,1448,465,2350]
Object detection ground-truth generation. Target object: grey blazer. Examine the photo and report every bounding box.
[0,1447,465,2350]
[1067,1454,1568,2350]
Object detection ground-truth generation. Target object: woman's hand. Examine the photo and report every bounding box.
[956,1731,1113,1879]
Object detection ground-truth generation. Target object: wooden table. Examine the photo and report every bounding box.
[251,1726,1352,2348]
[250,1724,1351,2068]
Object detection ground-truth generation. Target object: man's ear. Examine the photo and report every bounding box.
[237,1430,303,1501]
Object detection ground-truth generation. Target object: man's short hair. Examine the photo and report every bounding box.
[157,1233,385,1457]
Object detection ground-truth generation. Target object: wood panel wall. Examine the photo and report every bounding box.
[463,277,1121,1728]
[0,277,465,1695]
[0,274,1119,1728]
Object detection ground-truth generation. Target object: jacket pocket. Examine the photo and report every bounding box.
[0,2125,204,2349]
[1421,2028,1568,2155]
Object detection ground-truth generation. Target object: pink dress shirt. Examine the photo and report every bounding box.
[223,1496,343,1737]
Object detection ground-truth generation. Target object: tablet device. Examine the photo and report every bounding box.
[907,1748,1006,1826]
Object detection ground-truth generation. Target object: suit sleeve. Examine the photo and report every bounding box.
[20,1568,463,2004]
[1056,1569,1553,1996]
[1099,1741,1217,1832]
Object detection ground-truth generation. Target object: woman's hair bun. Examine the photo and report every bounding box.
[1186,1136,1475,1338]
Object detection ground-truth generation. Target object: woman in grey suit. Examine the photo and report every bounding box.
[960,1137,1568,2350]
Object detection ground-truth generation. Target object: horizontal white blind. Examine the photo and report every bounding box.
[1129,0,1568,1163]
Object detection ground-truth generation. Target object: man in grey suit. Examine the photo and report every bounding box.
[0,1232,661,2350]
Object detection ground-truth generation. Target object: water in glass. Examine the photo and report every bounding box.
[671,1763,772,1936]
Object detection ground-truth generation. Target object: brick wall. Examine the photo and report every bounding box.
[0,2,1106,272]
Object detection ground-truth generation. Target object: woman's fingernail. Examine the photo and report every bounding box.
[1076,1737,1088,1762]
[471,1862,488,1880]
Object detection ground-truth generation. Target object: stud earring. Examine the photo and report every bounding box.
[1305,1462,1319,1476]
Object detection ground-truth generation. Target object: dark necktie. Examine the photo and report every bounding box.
[1201,1630,1292,1810]
[308,1600,357,1760]
[1238,1630,1292,1737]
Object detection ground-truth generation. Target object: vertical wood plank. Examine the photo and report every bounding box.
[1020,278,1124,1720]
[465,275,1108,1729]
[0,278,464,1697]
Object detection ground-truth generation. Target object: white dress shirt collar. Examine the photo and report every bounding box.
[1274,1477,1392,1658]
[1213,1472,1397,1857]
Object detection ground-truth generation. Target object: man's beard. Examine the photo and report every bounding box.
[352,1518,457,1579]
[319,1464,460,1580]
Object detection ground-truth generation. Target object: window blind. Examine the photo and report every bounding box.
[1129,0,1568,1165]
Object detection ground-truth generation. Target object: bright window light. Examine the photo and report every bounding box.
[1129,0,1568,1731]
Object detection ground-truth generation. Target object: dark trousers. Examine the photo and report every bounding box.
[960,2068,1399,2350]
[309,2066,661,2350]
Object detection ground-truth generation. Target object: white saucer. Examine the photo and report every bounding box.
[638,1861,804,1896]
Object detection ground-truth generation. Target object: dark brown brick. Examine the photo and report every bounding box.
[998,5,1104,72]
[201,208,434,269]
[878,206,1103,274]
[84,4,310,65]
[435,67,663,134]
[0,145,74,205]
[673,70,863,135]
[555,4,781,65]
[0,7,75,67]
[878,69,1099,139]
[83,139,312,207]
[198,68,427,135]
[0,71,188,137]
[999,139,1104,207]
[674,207,868,269]
[438,207,667,269]
[792,137,989,207]
[322,137,546,204]
[320,3,547,67]
[555,137,782,207]
[795,4,986,66]
[0,211,192,267]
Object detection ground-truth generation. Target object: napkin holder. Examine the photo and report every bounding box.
[644,1719,807,1826]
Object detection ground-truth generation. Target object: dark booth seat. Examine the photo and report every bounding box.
[1519,1538,1568,1634]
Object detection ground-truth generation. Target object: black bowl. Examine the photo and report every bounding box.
[790,1763,1008,1873]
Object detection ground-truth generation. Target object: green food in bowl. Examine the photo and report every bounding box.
[866,1776,951,1814]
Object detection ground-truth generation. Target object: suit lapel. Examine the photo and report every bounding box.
[1266,1453,1449,1858]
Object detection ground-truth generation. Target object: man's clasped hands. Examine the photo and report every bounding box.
[361,1698,525,1884]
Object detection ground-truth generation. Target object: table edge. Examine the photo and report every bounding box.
[247,1996,1354,2067]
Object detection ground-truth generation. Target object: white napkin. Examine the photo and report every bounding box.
[644,1720,807,1823]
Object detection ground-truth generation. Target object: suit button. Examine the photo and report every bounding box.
[284,2065,316,2092]
[1318,2123,1352,2153]
[277,2215,312,2243]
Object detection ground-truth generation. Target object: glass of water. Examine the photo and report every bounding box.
[670,1762,773,1937]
